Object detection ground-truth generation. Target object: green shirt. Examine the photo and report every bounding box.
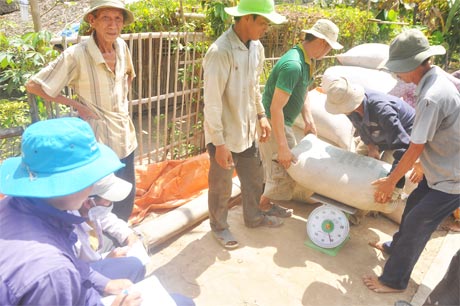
[262,45,313,126]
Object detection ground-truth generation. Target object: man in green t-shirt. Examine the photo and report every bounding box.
[259,19,343,215]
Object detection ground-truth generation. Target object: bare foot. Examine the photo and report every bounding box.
[368,241,389,254]
[362,275,405,293]
[437,217,460,232]
[448,223,460,232]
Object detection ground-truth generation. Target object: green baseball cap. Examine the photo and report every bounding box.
[224,0,286,24]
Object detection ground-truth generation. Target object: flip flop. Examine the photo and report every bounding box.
[368,241,391,255]
[212,229,239,250]
[266,204,293,218]
[394,301,412,306]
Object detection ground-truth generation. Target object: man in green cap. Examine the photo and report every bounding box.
[203,0,285,249]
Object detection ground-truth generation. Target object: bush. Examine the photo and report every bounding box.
[0,31,59,100]
[0,99,30,159]
[79,0,208,34]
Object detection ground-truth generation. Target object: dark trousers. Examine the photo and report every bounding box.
[424,249,460,306]
[380,177,460,289]
[207,142,264,231]
[112,151,136,222]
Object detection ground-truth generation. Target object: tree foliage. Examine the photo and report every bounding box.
[0,31,59,99]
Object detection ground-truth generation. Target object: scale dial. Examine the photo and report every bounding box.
[307,205,350,249]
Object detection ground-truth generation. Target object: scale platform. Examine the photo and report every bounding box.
[305,193,357,256]
[304,236,350,257]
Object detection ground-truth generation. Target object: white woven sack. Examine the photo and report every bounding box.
[336,43,389,69]
[292,88,354,151]
[322,65,397,94]
[287,134,397,213]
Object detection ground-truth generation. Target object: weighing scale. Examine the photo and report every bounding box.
[305,193,357,256]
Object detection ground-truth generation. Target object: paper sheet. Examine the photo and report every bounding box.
[101,275,177,306]
[126,241,151,265]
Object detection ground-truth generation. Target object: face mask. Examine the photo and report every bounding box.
[87,203,113,221]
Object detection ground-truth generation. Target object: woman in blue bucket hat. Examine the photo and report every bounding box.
[0,117,142,306]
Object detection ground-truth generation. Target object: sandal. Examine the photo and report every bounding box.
[368,241,392,255]
[212,229,239,249]
[266,204,293,218]
[251,215,283,228]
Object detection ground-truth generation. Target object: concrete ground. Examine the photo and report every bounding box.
[142,198,459,306]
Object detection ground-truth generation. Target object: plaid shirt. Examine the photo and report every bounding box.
[31,34,137,158]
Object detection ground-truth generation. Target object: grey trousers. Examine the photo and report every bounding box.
[207,142,264,231]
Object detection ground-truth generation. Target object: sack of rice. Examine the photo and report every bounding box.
[287,134,398,213]
[336,43,389,69]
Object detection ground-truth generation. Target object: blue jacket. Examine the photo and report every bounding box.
[348,89,415,153]
[0,197,109,305]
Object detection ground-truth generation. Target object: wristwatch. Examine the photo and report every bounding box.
[257,112,267,120]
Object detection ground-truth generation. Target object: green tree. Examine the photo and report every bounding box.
[0,31,58,99]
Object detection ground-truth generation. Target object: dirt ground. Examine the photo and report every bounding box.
[142,199,455,306]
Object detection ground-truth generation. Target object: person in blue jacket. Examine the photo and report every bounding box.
[0,117,141,306]
[325,76,416,223]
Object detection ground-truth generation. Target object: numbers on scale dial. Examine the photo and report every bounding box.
[307,205,350,249]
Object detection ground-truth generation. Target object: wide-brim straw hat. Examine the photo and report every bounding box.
[224,0,286,25]
[302,19,343,50]
[325,77,365,114]
[0,117,124,198]
[83,0,134,25]
[383,29,446,73]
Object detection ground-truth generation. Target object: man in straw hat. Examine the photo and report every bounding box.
[362,29,460,293]
[203,0,286,249]
[26,0,137,222]
[0,117,141,305]
[324,76,415,224]
[258,19,343,215]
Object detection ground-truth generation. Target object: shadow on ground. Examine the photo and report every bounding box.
[145,200,447,306]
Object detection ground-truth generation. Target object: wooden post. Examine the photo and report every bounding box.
[29,0,41,32]
[27,94,40,123]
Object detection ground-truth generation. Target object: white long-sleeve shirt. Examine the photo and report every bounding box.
[203,27,265,153]
[71,210,133,262]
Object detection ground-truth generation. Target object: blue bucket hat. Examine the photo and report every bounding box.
[0,117,124,198]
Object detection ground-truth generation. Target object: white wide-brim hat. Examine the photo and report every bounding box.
[302,19,343,50]
[325,77,365,114]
